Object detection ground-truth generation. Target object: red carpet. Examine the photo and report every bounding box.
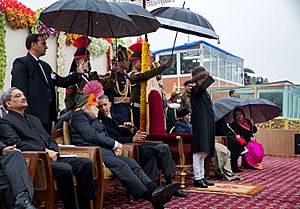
[54,155,300,208]
[103,155,300,209]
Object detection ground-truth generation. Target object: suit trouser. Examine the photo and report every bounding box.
[0,151,34,209]
[102,149,152,198]
[51,157,95,209]
[140,144,177,182]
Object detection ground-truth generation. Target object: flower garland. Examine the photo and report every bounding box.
[0,14,7,90]
[104,38,112,68]
[56,32,67,111]
[140,40,150,132]
[88,37,110,57]
[1,0,35,30]
[31,8,59,37]
[66,33,81,46]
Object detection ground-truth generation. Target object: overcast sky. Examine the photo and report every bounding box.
[19,0,300,83]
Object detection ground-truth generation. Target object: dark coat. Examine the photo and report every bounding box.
[70,110,116,150]
[191,76,215,156]
[171,119,192,134]
[11,53,81,124]
[98,113,135,144]
[230,119,257,143]
[0,111,58,152]
[215,119,245,158]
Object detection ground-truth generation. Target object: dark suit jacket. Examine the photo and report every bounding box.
[0,142,5,155]
[11,53,81,124]
[70,110,116,150]
[98,113,135,144]
[0,111,59,152]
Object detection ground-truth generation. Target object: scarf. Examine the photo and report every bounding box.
[235,118,251,131]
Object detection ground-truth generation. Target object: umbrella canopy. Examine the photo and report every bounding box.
[213,97,242,121]
[237,98,282,124]
[39,0,140,38]
[151,6,218,39]
[244,68,255,74]
[110,2,161,35]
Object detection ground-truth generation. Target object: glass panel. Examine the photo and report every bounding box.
[219,59,226,79]
[180,50,200,74]
[238,65,243,84]
[259,92,283,116]
[226,62,232,81]
[232,64,238,83]
[211,55,218,77]
[159,54,177,75]
[203,52,211,72]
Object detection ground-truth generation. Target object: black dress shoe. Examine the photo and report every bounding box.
[232,167,243,173]
[202,178,215,186]
[151,182,179,202]
[193,179,208,188]
[174,190,188,198]
[150,182,179,208]
[13,192,36,209]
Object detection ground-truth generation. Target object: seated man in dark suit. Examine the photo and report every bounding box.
[0,87,95,209]
[97,95,187,197]
[70,87,179,209]
[0,143,35,209]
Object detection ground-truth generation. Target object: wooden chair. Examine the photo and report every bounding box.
[52,121,138,208]
[146,89,193,188]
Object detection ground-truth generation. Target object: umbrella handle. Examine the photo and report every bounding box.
[171,1,186,58]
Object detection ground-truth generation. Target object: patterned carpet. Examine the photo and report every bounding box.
[102,155,300,209]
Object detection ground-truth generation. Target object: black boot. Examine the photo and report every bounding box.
[13,191,36,209]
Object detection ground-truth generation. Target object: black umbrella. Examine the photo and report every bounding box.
[39,0,140,38]
[244,68,255,74]
[110,2,161,35]
[237,98,282,124]
[213,97,242,121]
[151,6,218,39]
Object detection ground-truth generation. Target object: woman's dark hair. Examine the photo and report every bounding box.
[233,108,245,120]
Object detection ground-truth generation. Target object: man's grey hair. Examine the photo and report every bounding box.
[1,87,18,109]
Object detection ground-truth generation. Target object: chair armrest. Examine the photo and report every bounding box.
[22,152,39,182]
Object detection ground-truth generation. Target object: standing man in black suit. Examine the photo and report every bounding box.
[0,87,95,209]
[11,34,87,133]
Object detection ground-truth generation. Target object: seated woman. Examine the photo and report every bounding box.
[215,114,246,173]
[230,108,263,170]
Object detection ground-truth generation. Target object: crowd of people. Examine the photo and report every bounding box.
[0,34,262,209]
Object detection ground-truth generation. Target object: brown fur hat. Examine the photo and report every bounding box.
[191,66,209,82]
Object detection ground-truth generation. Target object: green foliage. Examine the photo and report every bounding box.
[0,14,7,90]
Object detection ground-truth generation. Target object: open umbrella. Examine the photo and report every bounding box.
[151,6,218,39]
[237,98,282,124]
[213,97,242,121]
[244,68,255,74]
[110,2,161,35]
[39,0,140,38]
